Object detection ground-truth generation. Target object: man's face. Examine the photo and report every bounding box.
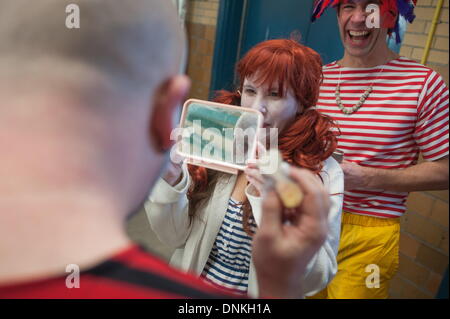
[337,0,390,58]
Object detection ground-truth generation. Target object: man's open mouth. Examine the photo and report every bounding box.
[348,30,371,41]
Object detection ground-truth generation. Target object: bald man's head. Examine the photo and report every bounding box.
[0,0,191,217]
[0,0,185,100]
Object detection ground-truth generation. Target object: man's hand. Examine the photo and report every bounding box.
[340,160,370,190]
[252,167,330,299]
[244,142,269,196]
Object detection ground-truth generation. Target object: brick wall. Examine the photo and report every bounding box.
[185,0,219,100]
[400,0,449,84]
[390,0,449,299]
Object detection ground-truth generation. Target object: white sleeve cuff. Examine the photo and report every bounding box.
[245,184,262,226]
[149,163,190,204]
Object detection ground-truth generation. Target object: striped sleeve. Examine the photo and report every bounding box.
[414,70,449,161]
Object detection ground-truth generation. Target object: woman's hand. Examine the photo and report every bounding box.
[244,163,264,196]
[244,142,268,196]
[162,146,185,186]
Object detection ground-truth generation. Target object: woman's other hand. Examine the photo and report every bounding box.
[162,146,185,186]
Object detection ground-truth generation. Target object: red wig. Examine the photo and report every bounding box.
[187,39,338,229]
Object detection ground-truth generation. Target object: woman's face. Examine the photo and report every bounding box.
[241,74,300,139]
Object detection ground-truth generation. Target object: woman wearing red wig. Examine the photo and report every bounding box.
[145,39,344,298]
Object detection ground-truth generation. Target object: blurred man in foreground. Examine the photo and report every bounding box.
[0,0,330,298]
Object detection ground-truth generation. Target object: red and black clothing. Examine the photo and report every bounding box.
[0,245,232,298]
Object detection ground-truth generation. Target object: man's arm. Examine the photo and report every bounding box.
[341,156,449,192]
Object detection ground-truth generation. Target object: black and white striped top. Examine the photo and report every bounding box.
[201,198,257,295]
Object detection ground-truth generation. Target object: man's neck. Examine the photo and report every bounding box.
[339,48,399,68]
[0,191,132,285]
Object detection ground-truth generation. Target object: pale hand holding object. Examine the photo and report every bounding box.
[260,149,304,208]
[162,146,186,186]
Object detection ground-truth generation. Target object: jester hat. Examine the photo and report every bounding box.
[311,0,417,43]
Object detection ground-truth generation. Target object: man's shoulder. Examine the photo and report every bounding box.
[322,61,339,71]
[0,245,228,299]
[391,56,434,73]
[322,57,435,72]
[321,57,444,85]
[393,57,448,92]
[82,244,226,298]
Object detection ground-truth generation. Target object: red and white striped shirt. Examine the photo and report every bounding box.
[316,57,449,218]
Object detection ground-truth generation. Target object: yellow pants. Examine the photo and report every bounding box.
[310,212,400,299]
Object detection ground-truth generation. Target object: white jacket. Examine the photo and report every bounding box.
[145,156,343,297]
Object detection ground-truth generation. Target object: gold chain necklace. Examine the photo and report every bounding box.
[335,64,385,115]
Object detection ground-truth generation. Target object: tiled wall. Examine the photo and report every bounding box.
[390,0,449,298]
[185,0,219,100]
[390,189,449,298]
[400,0,449,84]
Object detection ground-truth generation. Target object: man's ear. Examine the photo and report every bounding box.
[150,75,190,153]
